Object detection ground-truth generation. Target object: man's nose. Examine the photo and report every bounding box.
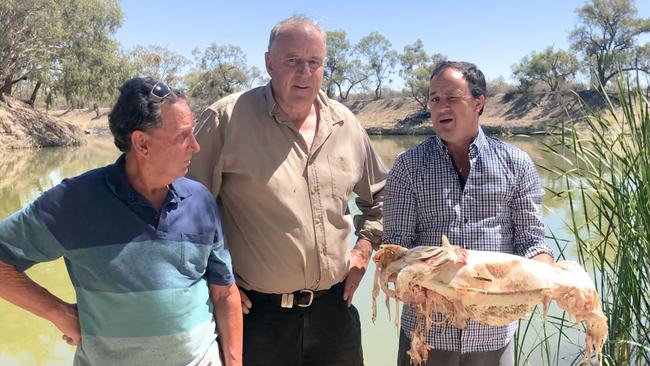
[190,134,200,153]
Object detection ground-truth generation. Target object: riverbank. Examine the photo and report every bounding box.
[350,90,611,135]
[0,96,84,150]
[0,90,614,149]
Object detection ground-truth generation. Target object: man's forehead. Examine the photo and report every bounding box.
[430,69,468,95]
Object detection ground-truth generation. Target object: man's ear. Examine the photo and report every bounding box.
[265,51,273,77]
[475,95,485,113]
[131,130,149,157]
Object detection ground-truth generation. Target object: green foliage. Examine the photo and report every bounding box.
[399,40,446,109]
[323,30,368,101]
[0,0,126,105]
[527,78,650,365]
[127,45,190,86]
[186,43,264,102]
[512,46,579,92]
[570,0,650,88]
[357,31,398,99]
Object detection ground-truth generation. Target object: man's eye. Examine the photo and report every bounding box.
[448,96,459,102]
[430,97,440,103]
[309,60,322,68]
[287,58,298,66]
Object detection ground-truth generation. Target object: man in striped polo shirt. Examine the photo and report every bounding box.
[0,77,242,365]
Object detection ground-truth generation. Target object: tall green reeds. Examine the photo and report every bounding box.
[519,80,650,365]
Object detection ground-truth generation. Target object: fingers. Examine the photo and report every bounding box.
[239,289,252,315]
[62,334,79,346]
[344,278,360,307]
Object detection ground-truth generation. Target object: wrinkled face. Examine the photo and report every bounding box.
[265,23,326,111]
[145,99,200,183]
[429,67,484,146]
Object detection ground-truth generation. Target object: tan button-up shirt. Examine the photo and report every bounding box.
[188,83,387,293]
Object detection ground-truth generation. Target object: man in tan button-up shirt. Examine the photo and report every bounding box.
[188,15,386,366]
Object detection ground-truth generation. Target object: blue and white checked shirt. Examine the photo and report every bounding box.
[382,127,552,354]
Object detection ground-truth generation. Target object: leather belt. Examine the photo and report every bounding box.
[245,282,342,309]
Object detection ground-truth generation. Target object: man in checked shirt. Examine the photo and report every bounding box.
[383,61,554,366]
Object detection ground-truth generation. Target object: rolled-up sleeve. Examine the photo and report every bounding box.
[353,130,388,249]
[382,153,418,249]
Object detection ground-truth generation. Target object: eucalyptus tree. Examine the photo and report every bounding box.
[186,43,258,102]
[127,45,190,86]
[512,46,579,91]
[570,0,650,88]
[0,0,124,106]
[357,31,397,99]
[323,30,368,101]
[399,39,447,109]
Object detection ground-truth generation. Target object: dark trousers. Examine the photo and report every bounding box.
[242,283,363,366]
[397,331,514,366]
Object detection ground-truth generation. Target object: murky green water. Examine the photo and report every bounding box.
[0,134,580,365]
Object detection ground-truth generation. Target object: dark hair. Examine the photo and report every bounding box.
[108,77,182,152]
[430,61,486,115]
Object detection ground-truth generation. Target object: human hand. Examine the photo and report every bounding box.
[51,303,80,346]
[343,239,372,307]
[239,289,252,314]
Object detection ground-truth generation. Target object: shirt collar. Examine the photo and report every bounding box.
[104,154,191,204]
[263,81,345,126]
[430,126,487,158]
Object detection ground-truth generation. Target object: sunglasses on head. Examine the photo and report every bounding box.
[149,81,172,103]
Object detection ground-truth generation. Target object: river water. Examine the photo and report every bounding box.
[0,134,583,366]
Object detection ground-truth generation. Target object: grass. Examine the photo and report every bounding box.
[515,79,650,365]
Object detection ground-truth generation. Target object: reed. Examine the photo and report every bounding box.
[516,80,650,365]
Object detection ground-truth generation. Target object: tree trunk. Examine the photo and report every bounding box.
[1,75,14,96]
[28,81,42,107]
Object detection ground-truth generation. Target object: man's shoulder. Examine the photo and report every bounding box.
[483,135,535,166]
[207,86,265,114]
[327,98,356,119]
[42,165,110,200]
[397,137,437,165]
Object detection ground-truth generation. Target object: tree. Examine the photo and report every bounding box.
[187,44,258,101]
[512,46,579,91]
[357,32,397,99]
[399,40,446,109]
[127,45,189,86]
[570,0,650,88]
[0,0,125,106]
[323,30,368,101]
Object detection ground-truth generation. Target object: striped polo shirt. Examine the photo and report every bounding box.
[0,155,234,365]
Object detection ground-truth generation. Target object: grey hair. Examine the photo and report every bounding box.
[267,15,326,52]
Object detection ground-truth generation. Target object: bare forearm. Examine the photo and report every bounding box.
[352,238,372,263]
[0,260,69,322]
[209,283,243,366]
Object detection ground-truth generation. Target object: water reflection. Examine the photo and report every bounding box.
[0,134,582,366]
[0,137,120,366]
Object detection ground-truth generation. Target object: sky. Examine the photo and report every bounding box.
[114,0,650,86]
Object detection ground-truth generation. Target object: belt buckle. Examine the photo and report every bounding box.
[297,289,314,307]
[280,293,294,308]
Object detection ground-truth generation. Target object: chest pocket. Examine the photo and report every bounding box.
[180,233,213,277]
[328,154,359,200]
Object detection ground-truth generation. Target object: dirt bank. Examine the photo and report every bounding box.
[349,90,612,135]
[0,90,614,149]
[0,97,84,150]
